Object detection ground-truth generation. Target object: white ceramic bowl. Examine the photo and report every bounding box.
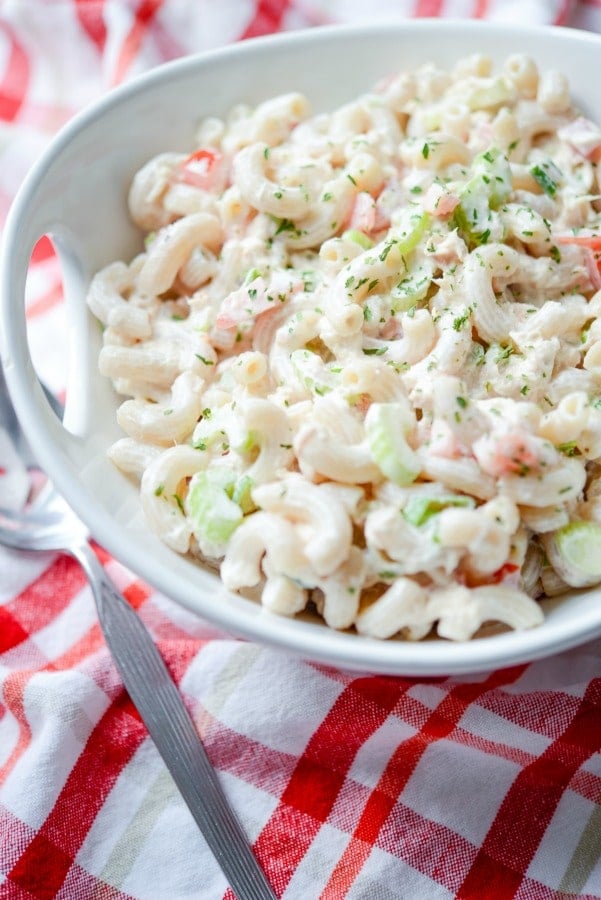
[3,20,601,675]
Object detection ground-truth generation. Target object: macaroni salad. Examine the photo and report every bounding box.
[88,53,601,641]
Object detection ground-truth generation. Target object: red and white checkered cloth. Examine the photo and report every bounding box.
[1,3,601,898]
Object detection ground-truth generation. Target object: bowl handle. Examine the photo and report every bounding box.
[0,211,93,456]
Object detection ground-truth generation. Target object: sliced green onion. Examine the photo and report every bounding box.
[530,160,562,197]
[244,267,263,284]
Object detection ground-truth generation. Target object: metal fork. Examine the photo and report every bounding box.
[0,367,276,900]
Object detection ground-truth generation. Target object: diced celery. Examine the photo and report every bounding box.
[452,201,495,248]
[391,261,434,312]
[402,493,475,527]
[342,228,374,249]
[471,147,512,206]
[452,146,511,247]
[545,520,601,588]
[392,209,430,257]
[232,474,256,515]
[467,77,513,112]
[365,402,420,486]
[186,469,242,545]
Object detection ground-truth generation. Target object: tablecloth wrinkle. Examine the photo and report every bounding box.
[1,2,601,898]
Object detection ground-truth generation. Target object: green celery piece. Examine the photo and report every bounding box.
[452,202,493,247]
[548,520,601,587]
[232,474,256,515]
[471,147,512,206]
[402,494,475,527]
[391,261,433,312]
[186,469,242,545]
[467,77,513,111]
[393,209,430,258]
[342,228,374,249]
[452,146,511,246]
[365,402,420,486]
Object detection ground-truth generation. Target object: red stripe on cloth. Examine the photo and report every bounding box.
[18,101,77,132]
[240,0,292,39]
[457,677,601,900]
[449,726,534,769]
[0,557,89,783]
[74,0,107,52]
[571,768,601,804]
[554,0,576,23]
[202,714,297,797]
[59,861,137,899]
[0,609,30,654]
[253,676,409,893]
[48,611,197,683]
[476,688,581,739]
[3,553,88,642]
[0,23,30,123]
[112,0,165,85]
[7,689,148,898]
[0,671,35,785]
[320,666,527,898]
[92,541,113,566]
[159,638,212,693]
[366,800,478,893]
[25,282,64,319]
[472,0,490,16]
[412,0,445,15]
[0,804,35,873]
[30,236,57,265]
[307,661,356,682]
[0,629,119,789]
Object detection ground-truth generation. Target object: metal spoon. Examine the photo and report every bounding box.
[0,367,276,900]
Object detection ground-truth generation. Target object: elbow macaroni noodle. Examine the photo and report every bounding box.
[89,53,601,642]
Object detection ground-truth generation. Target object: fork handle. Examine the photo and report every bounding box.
[73,540,276,900]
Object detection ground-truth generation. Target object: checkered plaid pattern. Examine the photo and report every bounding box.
[1,2,601,898]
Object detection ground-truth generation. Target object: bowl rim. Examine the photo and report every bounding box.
[3,19,601,676]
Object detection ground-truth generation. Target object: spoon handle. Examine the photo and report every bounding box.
[73,541,276,900]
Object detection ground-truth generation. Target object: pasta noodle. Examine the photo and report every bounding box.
[88,52,601,642]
